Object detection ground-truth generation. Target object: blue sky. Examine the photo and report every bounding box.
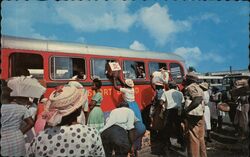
[2,1,249,73]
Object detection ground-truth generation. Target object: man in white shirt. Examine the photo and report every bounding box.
[100,102,136,157]
[159,81,185,151]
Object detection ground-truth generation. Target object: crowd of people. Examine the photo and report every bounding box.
[1,65,249,157]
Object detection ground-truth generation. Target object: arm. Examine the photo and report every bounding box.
[21,117,34,134]
[89,100,97,111]
[184,96,203,114]
[150,75,156,91]
[112,77,121,91]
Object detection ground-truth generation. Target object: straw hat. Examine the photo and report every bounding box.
[68,81,83,88]
[185,72,198,82]
[125,79,134,88]
[200,82,209,90]
[43,85,88,126]
[7,76,46,98]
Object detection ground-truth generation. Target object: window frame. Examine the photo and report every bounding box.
[90,57,118,81]
[9,52,44,79]
[169,62,184,84]
[148,61,168,75]
[49,56,86,81]
[123,60,146,80]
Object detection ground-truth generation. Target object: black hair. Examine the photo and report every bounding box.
[93,78,102,89]
[117,101,129,108]
[1,80,13,104]
[169,82,177,89]
[58,107,82,126]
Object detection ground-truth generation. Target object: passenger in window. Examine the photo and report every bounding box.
[87,78,105,132]
[131,63,145,79]
[72,71,86,80]
[112,76,146,156]
[15,68,30,77]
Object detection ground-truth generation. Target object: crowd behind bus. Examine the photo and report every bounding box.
[1,65,249,157]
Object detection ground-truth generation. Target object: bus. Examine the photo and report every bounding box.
[1,35,186,112]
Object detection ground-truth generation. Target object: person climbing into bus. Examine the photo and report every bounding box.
[112,76,146,156]
[149,66,169,155]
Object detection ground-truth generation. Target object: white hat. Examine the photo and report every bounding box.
[200,82,209,90]
[125,79,134,88]
[7,76,46,98]
[68,81,83,88]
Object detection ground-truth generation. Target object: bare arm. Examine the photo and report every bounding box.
[184,96,203,114]
[150,75,156,91]
[21,117,34,134]
[112,77,121,91]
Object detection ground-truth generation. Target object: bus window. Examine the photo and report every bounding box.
[170,63,184,84]
[123,61,146,79]
[10,53,43,79]
[50,57,86,80]
[91,58,115,80]
[149,62,167,75]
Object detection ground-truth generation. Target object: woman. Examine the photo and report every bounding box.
[200,82,212,142]
[1,77,45,156]
[112,76,146,156]
[27,85,105,156]
[68,81,89,125]
[87,78,105,131]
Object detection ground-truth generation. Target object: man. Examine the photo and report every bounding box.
[100,102,136,157]
[183,72,207,157]
[159,81,185,151]
[149,67,169,155]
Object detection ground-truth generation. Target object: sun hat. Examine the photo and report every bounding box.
[7,76,46,98]
[125,79,134,88]
[199,82,209,90]
[43,85,88,126]
[185,72,198,82]
[68,81,83,88]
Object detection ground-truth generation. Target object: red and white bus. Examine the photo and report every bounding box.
[1,35,186,112]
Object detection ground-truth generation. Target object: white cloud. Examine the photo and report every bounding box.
[2,1,58,40]
[174,47,202,67]
[173,47,225,68]
[138,3,191,46]
[2,1,136,39]
[129,40,147,51]
[188,13,221,24]
[54,2,136,32]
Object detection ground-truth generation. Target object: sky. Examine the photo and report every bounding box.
[1,1,249,73]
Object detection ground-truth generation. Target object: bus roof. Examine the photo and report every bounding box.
[1,35,185,62]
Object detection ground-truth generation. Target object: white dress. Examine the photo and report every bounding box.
[27,124,105,156]
[203,91,211,130]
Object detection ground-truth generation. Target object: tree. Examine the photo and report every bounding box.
[188,66,196,72]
